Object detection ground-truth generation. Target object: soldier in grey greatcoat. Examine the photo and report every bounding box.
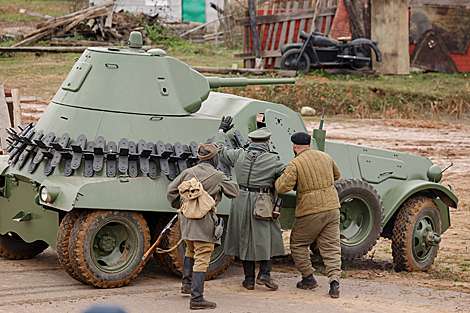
[167,142,239,310]
[214,116,286,290]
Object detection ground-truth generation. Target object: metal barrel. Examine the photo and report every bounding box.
[207,77,295,88]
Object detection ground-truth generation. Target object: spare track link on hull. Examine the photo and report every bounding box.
[5,125,245,181]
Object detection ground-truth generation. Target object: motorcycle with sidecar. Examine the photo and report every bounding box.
[280,31,382,74]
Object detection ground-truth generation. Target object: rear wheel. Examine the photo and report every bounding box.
[349,45,371,70]
[153,218,234,280]
[392,196,441,271]
[69,210,150,288]
[335,178,384,260]
[280,49,311,75]
[0,232,48,259]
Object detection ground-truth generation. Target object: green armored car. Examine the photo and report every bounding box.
[0,32,458,288]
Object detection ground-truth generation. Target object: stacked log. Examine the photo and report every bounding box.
[12,0,149,47]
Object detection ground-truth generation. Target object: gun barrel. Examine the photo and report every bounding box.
[207,77,295,88]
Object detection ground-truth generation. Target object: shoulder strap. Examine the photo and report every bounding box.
[246,151,264,188]
[190,167,221,183]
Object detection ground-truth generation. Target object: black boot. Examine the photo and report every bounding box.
[190,272,217,310]
[256,259,278,290]
[181,256,194,294]
[296,274,319,290]
[242,261,255,290]
[329,281,340,298]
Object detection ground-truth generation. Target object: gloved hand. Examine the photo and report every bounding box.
[219,116,234,133]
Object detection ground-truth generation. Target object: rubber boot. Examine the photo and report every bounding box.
[190,271,217,310]
[256,259,278,290]
[242,260,255,290]
[329,281,340,298]
[296,274,319,290]
[181,256,194,294]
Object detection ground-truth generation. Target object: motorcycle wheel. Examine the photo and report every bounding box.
[350,45,371,70]
[280,49,310,75]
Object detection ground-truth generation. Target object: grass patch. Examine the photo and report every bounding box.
[0,0,79,22]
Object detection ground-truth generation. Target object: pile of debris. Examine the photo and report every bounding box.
[12,0,157,47]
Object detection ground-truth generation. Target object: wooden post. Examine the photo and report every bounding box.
[0,87,11,152]
[248,0,262,69]
[11,89,22,129]
[371,0,410,74]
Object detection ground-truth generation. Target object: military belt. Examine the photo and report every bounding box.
[238,185,273,194]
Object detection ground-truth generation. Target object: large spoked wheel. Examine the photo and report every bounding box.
[153,217,234,280]
[280,49,311,75]
[69,210,150,288]
[392,196,441,271]
[350,45,371,70]
[57,209,85,282]
[335,178,384,260]
[0,232,48,259]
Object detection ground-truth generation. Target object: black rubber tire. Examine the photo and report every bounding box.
[154,217,234,280]
[335,178,384,260]
[56,209,85,282]
[0,232,48,260]
[349,45,371,70]
[280,49,311,75]
[392,196,441,272]
[149,218,179,275]
[69,210,150,288]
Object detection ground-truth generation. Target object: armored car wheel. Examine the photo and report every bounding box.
[57,209,85,282]
[0,232,48,259]
[154,218,234,280]
[69,210,150,288]
[392,196,441,272]
[335,178,384,260]
[280,49,311,75]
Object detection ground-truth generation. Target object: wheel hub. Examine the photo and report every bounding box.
[98,235,116,252]
[412,214,439,261]
[339,195,372,245]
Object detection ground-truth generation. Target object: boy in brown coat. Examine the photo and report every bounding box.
[275,132,342,298]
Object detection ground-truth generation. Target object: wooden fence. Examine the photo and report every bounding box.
[236,0,339,68]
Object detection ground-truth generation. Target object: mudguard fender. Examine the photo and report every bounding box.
[350,38,382,62]
[382,180,458,225]
[280,43,303,54]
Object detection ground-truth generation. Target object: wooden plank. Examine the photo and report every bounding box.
[265,4,277,51]
[260,5,268,50]
[324,0,333,36]
[317,0,326,32]
[278,2,292,48]
[371,0,410,74]
[244,25,252,68]
[105,7,113,28]
[5,96,40,103]
[297,2,310,42]
[19,9,53,20]
[236,6,336,26]
[235,51,282,58]
[0,87,11,151]
[270,7,281,51]
[287,2,300,44]
[11,89,22,129]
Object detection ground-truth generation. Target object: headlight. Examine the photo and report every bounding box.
[40,186,50,202]
[427,165,442,183]
[39,186,60,203]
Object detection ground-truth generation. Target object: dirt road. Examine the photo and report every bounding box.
[1,248,469,313]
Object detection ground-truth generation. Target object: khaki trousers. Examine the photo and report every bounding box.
[290,208,341,283]
[184,240,215,272]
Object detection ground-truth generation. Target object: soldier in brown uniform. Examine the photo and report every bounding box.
[167,142,239,310]
[275,132,342,298]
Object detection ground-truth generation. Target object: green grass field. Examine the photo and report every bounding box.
[0,0,81,22]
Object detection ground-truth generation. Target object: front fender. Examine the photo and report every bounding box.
[280,43,303,54]
[350,38,382,62]
[382,180,458,225]
[40,175,175,213]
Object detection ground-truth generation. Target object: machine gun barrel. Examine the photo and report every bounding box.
[207,77,295,88]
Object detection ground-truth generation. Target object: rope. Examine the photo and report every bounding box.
[155,238,184,253]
